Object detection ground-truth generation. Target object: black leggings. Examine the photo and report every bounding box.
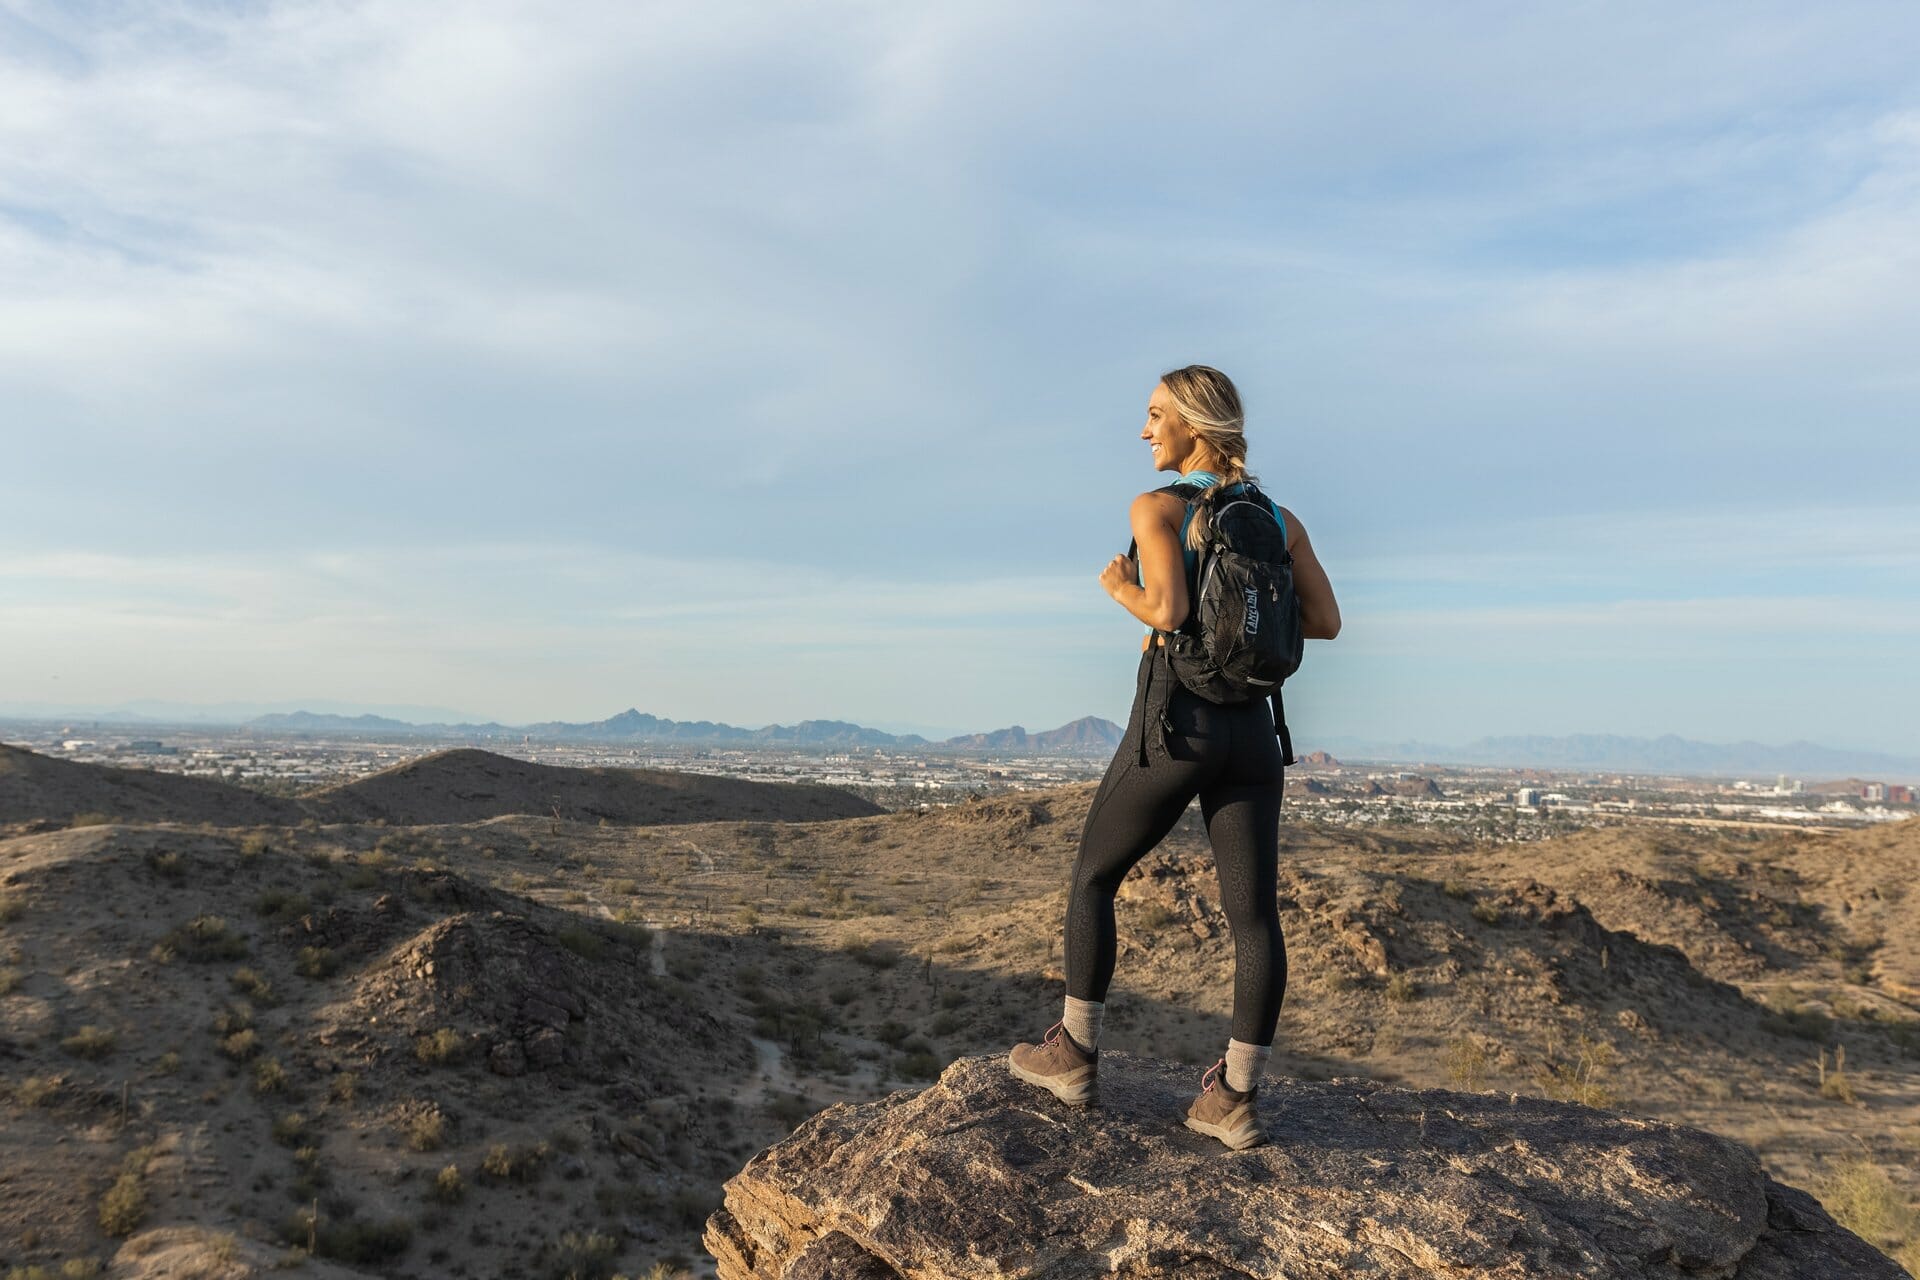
[1065,648,1287,1045]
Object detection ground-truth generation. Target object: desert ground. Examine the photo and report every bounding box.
[1,745,1915,1277]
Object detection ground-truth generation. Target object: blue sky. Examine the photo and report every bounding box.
[2,2,1917,752]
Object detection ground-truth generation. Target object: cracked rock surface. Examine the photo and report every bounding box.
[706,1053,1902,1279]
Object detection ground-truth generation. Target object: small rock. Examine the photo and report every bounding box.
[487,1040,527,1077]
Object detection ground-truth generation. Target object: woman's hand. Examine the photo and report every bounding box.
[1099,554,1137,599]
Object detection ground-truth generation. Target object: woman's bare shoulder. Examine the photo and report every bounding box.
[1130,488,1186,523]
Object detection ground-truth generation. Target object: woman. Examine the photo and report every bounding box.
[1008,365,1342,1150]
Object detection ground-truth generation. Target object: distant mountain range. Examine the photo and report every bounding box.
[242,708,1128,755]
[8,699,1914,778]
[1316,733,1920,781]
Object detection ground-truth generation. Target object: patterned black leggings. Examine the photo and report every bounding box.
[1064,649,1287,1045]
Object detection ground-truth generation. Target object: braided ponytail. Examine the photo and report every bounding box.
[1161,365,1258,551]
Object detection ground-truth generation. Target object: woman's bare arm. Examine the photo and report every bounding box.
[1280,506,1340,640]
[1099,491,1189,632]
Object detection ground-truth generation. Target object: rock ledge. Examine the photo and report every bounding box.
[706,1053,1901,1279]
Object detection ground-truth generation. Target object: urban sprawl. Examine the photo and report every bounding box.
[9,724,1913,840]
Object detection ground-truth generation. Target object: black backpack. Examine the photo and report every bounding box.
[1132,478,1303,764]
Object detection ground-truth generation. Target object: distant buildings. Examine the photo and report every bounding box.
[1807,777,1915,805]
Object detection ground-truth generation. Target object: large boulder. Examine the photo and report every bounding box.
[707,1053,1903,1279]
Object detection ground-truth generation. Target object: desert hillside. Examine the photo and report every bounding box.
[304,748,883,826]
[1,771,1916,1276]
[0,744,881,835]
[0,743,302,831]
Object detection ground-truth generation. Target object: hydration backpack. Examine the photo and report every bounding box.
[1133,478,1304,764]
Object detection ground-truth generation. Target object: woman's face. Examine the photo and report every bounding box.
[1141,381,1197,473]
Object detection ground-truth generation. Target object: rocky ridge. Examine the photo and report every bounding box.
[707,1053,1904,1279]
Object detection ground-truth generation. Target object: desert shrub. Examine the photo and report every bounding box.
[556,925,608,962]
[604,878,639,897]
[537,1230,619,1280]
[165,915,248,962]
[414,1029,469,1067]
[69,812,113,828]
[153,1050,181,1076]
[428,1163,465,1204]
[15,1075,60,1107]
[407,1111,447,1152]
[254,1058,289,1094]
[272,1112,310,1147]
[929,1011,964,1037]
[479,1141,549,1184]
[145,850,187,882]
[60,1025,116,1060]
[329,1071,360,1105]
[220,1029,259,1061]
[1818,1158,1918,1256]
[0,892,20,922]
[255,889,310,921]
[239,832,272,858]
[874,1020,910,1048]
[1535,1035,1615,1108]
[1444,1037,1488,1090]
[1816,1045,1858,1105]
[669,1186,718,1229]
[1135,902,1177,929]
[605,918,651,948]
[640,1265,692,1280]
[283,1210,414,1265]
[766,1092,812,1130]
[5,1260,104,1279]
[0,966,19,995]
[296,946,338,979]
[1442,878,1469,899]
[897,1049,943,1080]
[1470,901,1502,926]
[230,968,278,1005]
[1384,972,1419,1003]
[939,988,966,1010]
[98,1149,152,1237]
[212,1002,254,1035]
[1763,989,1832,1042]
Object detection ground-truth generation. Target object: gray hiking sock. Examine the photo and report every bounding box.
[1062,997,1104,1053]
[1224,1039,1272,1093]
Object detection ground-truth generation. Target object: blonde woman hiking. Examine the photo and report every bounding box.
[1009,365,1341,1150]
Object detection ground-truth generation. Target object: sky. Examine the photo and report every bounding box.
[2,1,1917,752]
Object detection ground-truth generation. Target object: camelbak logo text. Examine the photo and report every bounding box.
[1244,587,1260,635]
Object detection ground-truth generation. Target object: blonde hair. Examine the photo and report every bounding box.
[1160,365,1257,551]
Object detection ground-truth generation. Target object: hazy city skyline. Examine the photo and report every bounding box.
[5,3,1918,755]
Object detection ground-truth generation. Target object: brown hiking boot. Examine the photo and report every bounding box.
[1007,1021,1097,1105]
[1184,1058,1265,1150]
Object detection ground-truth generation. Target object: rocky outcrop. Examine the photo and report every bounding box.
[707,1053,1902,1279]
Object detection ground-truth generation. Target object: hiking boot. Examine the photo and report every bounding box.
[1183,1058,1265,1150]
[1007,1021,1098,1105]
